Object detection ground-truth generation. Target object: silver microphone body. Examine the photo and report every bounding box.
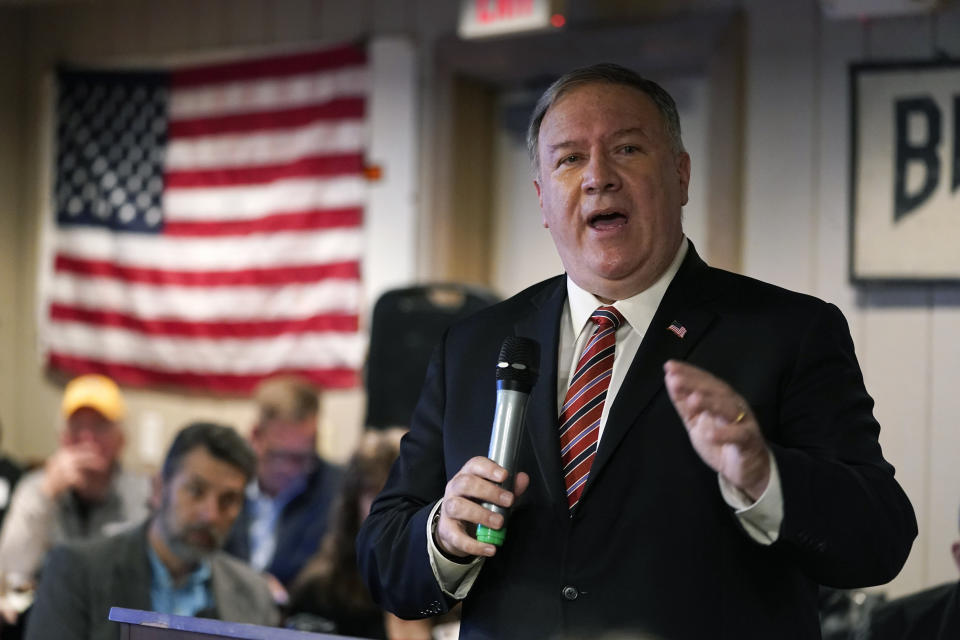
[481,386,531,518]
[475,336,539,546]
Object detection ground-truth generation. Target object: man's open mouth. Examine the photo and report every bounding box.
[588,211,628,229]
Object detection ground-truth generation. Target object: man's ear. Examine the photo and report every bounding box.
[951,541,960,574]
[676,151,691,207]
[149,473,163,512]
[534,180,548,228]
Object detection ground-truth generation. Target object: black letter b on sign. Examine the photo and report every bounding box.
[894,96,941,223]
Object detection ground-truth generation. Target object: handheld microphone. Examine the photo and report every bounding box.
[476,336,539,546]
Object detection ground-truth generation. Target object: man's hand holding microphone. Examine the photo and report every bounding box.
[434,337,539,560]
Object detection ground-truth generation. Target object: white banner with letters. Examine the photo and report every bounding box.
[850,60,959,283]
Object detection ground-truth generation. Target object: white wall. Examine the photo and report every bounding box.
[365,37,419,311]
[670,78,711,257]
[489,105,561,297]
[739,1,960,597]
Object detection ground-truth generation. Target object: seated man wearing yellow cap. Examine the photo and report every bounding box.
[0,374,151,588]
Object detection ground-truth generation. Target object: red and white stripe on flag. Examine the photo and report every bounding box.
[44,44,368,393]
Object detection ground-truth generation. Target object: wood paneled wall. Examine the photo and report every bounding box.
[0,9,28,453]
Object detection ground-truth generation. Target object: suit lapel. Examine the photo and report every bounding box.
[110,524,154,612]
[584,246,721,497]
[210,555,241,620]
[513,277,567,513]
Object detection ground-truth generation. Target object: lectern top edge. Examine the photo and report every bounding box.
[108,607,376,640]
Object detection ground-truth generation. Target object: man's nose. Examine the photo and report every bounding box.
[74,428,98,444]
[581,153,621,194]
[196,494,220,521]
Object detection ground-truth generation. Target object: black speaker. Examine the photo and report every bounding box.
[364,284,499,429]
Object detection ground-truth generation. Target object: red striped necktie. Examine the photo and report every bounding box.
[559,305,625,509]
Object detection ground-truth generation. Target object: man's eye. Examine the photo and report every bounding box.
[220,493,242,512]
[621,145,639,154]
[559,154,579,166]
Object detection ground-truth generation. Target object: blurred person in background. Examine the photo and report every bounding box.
[859,505,960,640]
[287,428,456,640]
[224,376,342,600]
[0,417,23,529]
[0,374,150,590]
[0,416,25,632]
[25,421,278,640]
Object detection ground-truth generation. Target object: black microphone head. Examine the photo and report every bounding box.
[496,336,539,391]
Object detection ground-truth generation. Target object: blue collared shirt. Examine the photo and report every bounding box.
[147,544,214,617]
[245,477,305,572]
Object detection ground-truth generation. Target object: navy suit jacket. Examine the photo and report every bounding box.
[357,245,917,640]
[225,458,341,586]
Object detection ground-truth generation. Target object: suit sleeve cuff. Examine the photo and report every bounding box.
[426,501,485,599]
[718,450,783,545]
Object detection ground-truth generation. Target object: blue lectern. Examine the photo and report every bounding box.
[109,608,375,640]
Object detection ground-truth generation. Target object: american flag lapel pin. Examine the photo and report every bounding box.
[667,321,687,339]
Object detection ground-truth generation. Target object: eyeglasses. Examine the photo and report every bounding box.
[261,450,315,470]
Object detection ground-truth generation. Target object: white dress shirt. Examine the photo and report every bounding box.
[428,238,783,598]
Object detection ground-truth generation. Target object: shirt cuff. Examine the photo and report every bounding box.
[425,501,485,599]
[718,450,783,545]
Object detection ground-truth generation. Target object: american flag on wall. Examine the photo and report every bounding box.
[43,44,368,393]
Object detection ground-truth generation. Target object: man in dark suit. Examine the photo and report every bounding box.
[356,63,917,639]
[26,422,278,640]
[860,510,960,639]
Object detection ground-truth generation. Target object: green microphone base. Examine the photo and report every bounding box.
[476,524,506,546]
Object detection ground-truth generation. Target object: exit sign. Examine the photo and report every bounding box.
[458,0,565,39]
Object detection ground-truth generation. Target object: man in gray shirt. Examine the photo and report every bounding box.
[0,374,150,589]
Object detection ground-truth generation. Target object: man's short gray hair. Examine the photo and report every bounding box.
[526,63,685,173]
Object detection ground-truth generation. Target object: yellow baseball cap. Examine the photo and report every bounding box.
[61,374,125,422]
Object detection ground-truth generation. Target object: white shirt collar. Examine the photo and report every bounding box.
[566,237,689,337]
